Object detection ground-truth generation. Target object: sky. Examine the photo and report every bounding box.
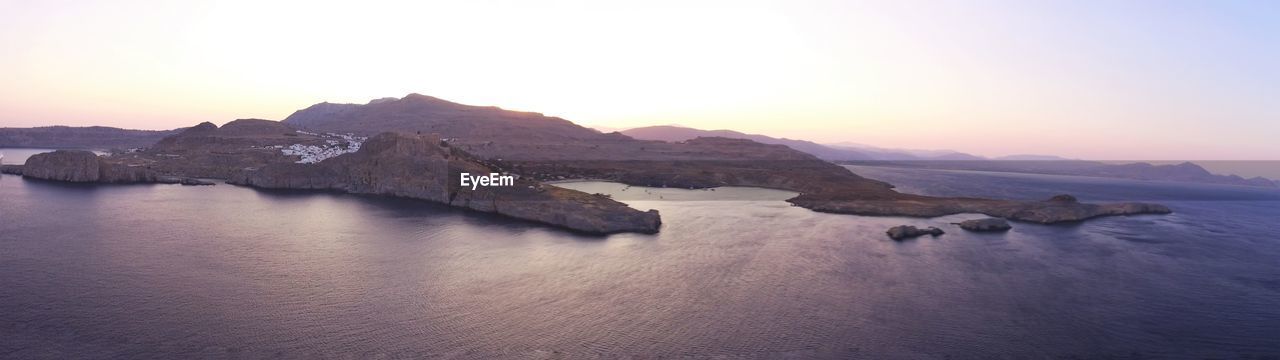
[1,0,1277,160]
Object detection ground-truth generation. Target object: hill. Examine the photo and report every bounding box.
[622,125,1273,187]
[623,125,991,161]
[0,126,181,150]
[284,93,605,142]
[621,125,872,161]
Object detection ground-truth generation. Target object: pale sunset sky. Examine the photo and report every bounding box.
[2,0,1277,160]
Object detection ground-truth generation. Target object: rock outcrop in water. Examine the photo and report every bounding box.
[886,225,944,240]
[17,150,161,183]
[792,194,1171,224]
[19,150,100,182]
[954,218,1013,232]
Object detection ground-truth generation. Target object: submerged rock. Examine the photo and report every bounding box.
[955,218,1012,232]
[179,178,216,186]
[1048,194,1078,203]
[886,225,944,241]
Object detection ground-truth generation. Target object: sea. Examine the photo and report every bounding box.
[2,149,1279,359]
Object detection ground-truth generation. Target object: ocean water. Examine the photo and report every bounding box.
[2,151,1279,359]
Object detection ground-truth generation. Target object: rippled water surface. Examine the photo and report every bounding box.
[2,157,1279,358]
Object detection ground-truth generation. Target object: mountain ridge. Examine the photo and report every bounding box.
[0,126,183,150]
[620,125,1274,187]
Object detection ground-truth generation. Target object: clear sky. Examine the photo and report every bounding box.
[2,0,1277,160]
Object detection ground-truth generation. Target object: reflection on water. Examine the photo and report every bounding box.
[1,169,1279,358]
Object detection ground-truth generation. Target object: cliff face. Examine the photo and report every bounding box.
[18,150,159,183]
[20,150,101,182]
[229,132,661,234]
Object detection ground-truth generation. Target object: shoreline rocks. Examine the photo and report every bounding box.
[955,218,1012,232]
[886,225,944,240]
[1,164,23,175]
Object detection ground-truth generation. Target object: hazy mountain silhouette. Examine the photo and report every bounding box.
[623,125,995,161]
[621,125,873,161]
[993,154,1073,161]
[620,126,1274,187]
[865,160,1276,187]
[284,93,606,142]
[824,141,986,161]
[0,126,182,150]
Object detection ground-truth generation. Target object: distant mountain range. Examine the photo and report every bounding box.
[823,141,989,161]
[622,125,1071,162]
[620,125,876,160]
[0,126,182,150]
[868,160,1278,188]
[621,125,1276,188]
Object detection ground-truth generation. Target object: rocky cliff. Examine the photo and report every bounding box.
[16,150,161,183]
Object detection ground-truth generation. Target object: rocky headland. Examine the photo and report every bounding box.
[5,120,660,234]
[5,94,1172,234]
[228,132,660,234]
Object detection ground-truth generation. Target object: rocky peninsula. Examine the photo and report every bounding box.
[4,94,1172,234]
[5,120,660,235]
